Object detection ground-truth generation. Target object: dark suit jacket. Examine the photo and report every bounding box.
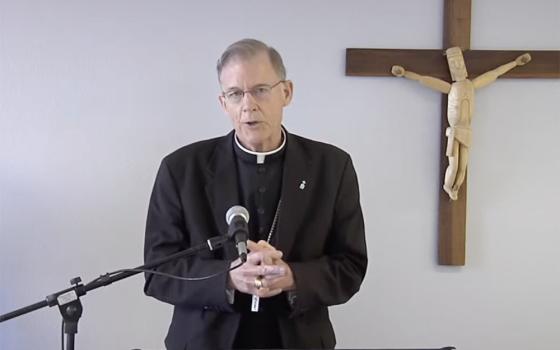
[144,130,367,350]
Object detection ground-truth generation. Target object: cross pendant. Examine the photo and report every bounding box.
[251,295,260,312]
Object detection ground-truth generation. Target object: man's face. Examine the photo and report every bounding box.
[218,51,293,152]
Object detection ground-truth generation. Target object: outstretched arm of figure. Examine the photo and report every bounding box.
[472,53,531,89]
[391,65,451,94]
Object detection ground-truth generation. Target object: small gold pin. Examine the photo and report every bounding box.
[299,180,306,190]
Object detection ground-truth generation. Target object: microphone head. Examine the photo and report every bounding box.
[225,205,250,225]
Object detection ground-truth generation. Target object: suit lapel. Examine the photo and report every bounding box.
[204,131,313,259]
[276,133,312,258]
[204,132,240,259]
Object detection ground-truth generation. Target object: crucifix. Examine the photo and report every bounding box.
[345,0,560,265]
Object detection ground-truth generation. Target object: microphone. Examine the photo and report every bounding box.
[225,206,250,262]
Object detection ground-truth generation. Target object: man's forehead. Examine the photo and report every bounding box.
[219,54,278,86]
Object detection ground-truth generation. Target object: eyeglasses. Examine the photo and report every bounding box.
[222,80,285,104]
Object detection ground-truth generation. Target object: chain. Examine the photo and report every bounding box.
[265,199,282,243]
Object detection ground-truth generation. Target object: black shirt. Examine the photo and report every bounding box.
[232,134,289,349]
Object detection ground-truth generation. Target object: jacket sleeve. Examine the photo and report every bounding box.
[288,156,367,315]
[143,159,234,312]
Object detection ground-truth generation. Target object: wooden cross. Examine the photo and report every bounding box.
[345,0,560,265]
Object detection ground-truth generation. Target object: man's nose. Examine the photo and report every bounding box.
[241,91,258,111]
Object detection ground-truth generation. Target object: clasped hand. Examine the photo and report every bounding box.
[228,240,295,298]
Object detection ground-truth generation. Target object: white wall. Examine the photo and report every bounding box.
[1,0,558,349]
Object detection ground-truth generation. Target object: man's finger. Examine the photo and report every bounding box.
[259,264,285,276]
[246,250,283,265]
[238,264,285,277]
[257,240,275,249]
[247,240,259,251]
[248,240,277,252]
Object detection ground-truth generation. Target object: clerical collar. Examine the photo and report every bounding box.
[234,129,287,164]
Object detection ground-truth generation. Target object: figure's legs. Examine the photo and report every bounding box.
[443,140,459,200]
[452,146,469,194]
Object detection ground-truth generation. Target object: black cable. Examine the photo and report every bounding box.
[115,262,243,281]
[86,259,244,287]
[71,260,243,349]
[114,260,244,281]
[59,260,243,350]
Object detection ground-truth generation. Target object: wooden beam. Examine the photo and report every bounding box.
[438,0,472,266]
[345,49,560,79]
[345,49,448,78]
[443,0,472,50]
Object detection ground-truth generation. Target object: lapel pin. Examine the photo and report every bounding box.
[299,180,306,190]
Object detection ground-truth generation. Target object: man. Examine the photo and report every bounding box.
[144,38,367,349]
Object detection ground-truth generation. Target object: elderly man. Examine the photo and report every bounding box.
[144,38,367,349]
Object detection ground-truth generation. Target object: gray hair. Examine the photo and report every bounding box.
[216,39,286,81]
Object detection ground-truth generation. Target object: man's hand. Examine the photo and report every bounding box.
[247,240,296,293]
[228,248,285,298]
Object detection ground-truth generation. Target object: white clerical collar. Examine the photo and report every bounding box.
[234,129,286,164]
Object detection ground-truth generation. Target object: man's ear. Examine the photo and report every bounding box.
[282,80,294,106]
[218,94,227,112]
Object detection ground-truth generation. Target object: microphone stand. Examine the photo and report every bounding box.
[0,235,233,350]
